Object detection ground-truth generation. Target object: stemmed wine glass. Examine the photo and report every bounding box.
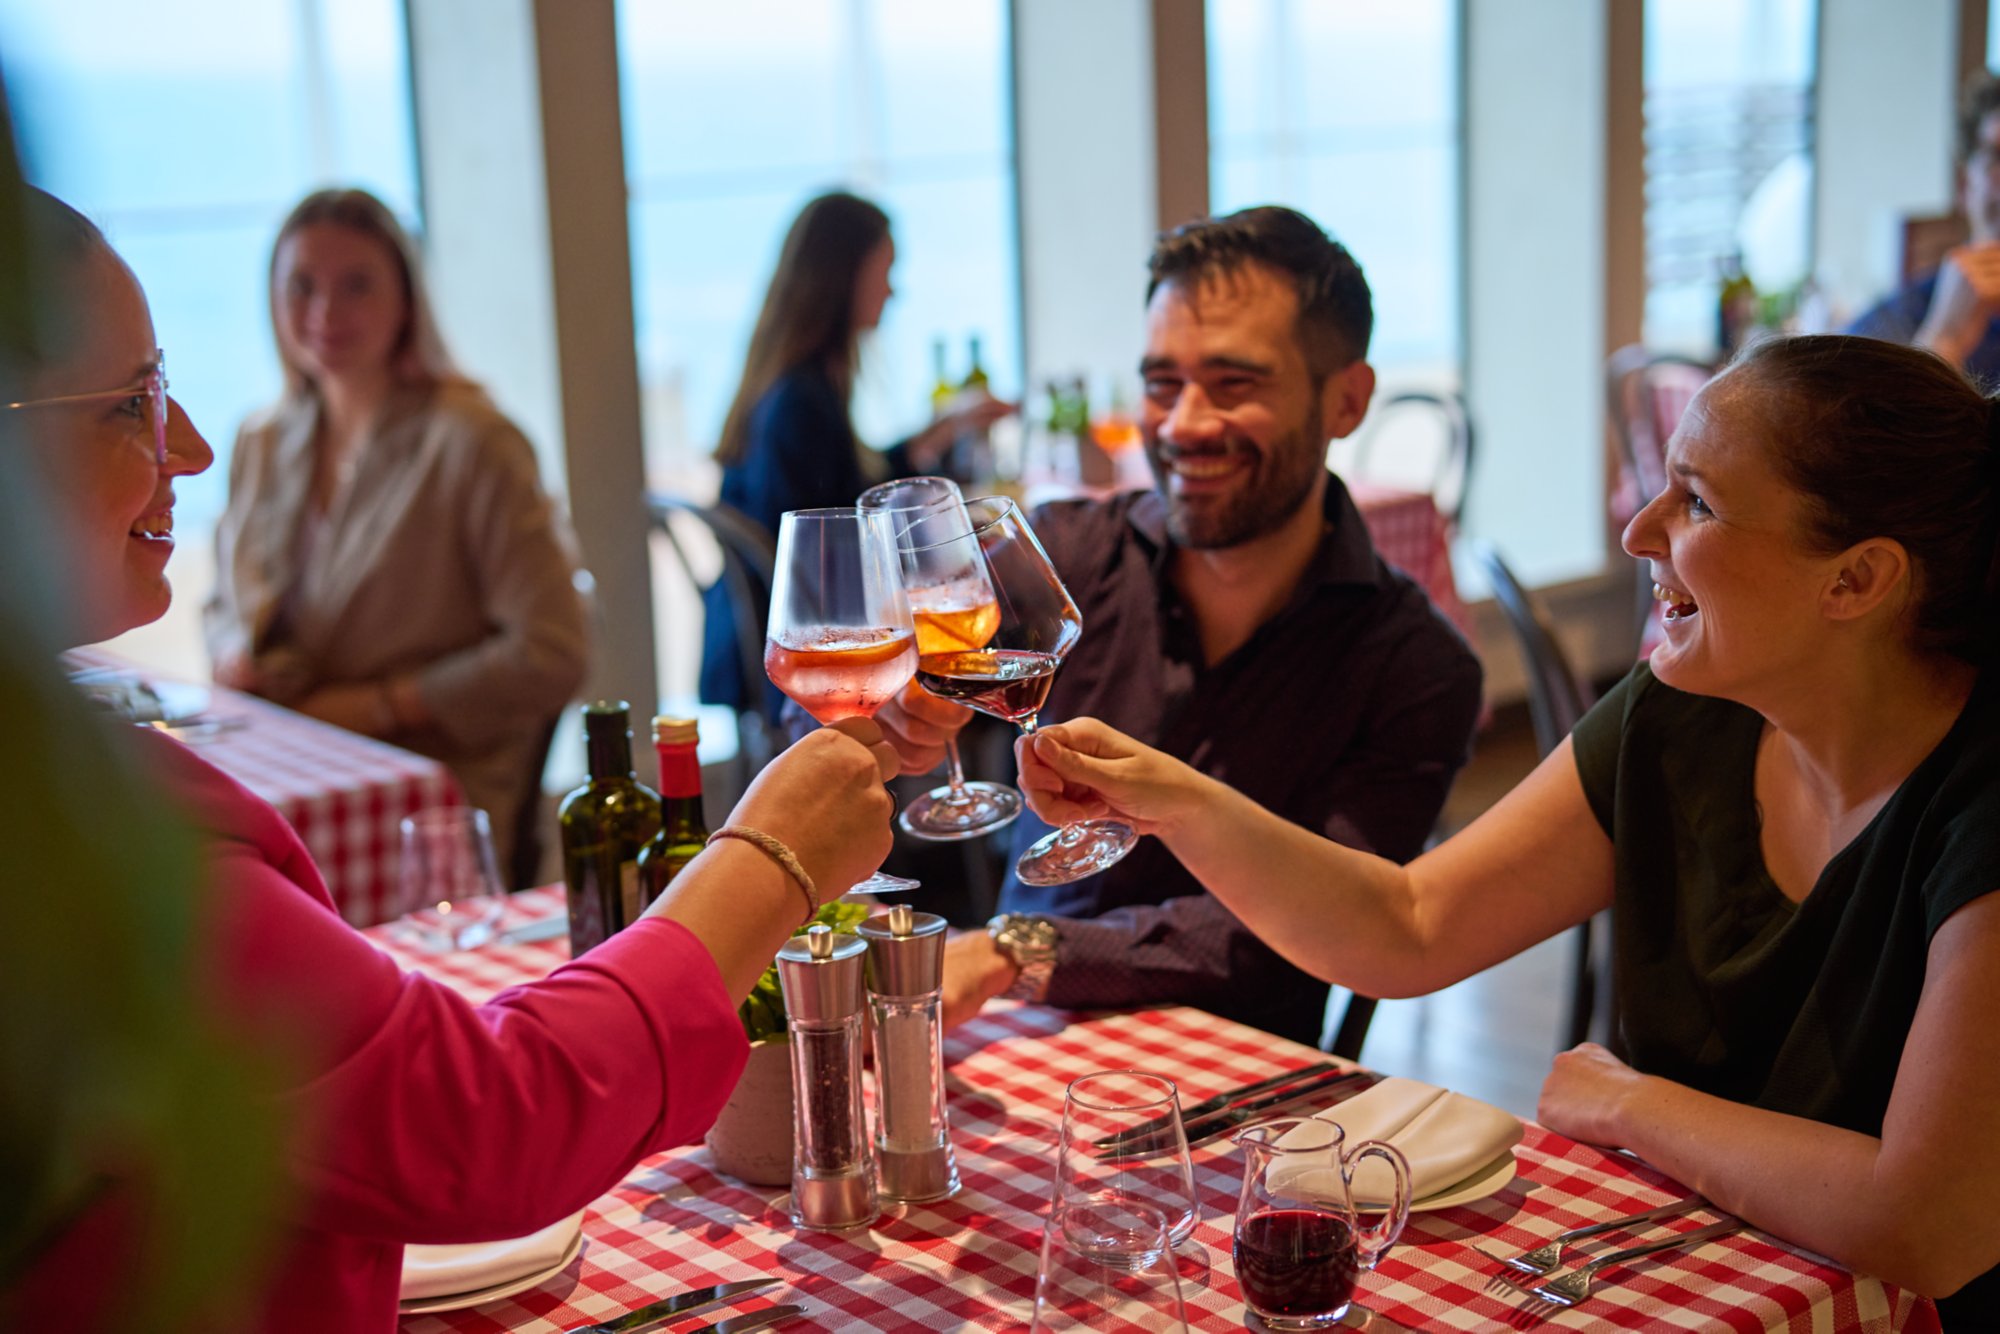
[859,476,1023,842]
[765,507,920,896]
[905,497,1136,886]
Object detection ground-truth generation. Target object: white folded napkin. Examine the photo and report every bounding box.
[1268,1076,1522,1206]
[400,1210,585,1302]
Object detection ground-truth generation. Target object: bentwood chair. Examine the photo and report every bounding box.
[647,494,780,779]
[1606,348,1713,651]
[1344,389,1477,529]
[1467,540,1614,1053]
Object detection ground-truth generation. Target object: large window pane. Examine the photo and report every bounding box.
[1207,0,1462,386]
[620,0,1018,491]
[2,0,420,675]
[1643,0,1817,355]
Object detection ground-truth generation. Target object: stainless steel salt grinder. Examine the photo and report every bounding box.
[859,902,959,1202]
[776,923,876,1230]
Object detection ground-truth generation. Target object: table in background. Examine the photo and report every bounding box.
[378,889,1933,1333]
[69,646,461,926]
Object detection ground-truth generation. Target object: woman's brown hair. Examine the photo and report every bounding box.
[713,191,890,467]
[267,188,461,407]
[1729,334,2000,664]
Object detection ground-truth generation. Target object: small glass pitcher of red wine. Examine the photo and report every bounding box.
[1230,1117,1411,1330]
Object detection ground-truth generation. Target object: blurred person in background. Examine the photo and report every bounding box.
[1848,71,2000,379]
[703,190,1012,721]
[14,185,905,1332]
[203,188,588,873]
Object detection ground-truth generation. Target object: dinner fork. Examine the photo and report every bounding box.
[1479,1196,1708,1288]
[1508,1217,1743,1314]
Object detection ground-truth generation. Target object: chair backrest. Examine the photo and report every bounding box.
[1605,345,1713,506]
[1343,389,1476,528]
[648,494,780,769]
[506,713,561,890]
[509,566,597,889]
[1466,539,1592,759]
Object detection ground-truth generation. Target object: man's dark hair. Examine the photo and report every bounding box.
[1145,205,1373,378]
[1959,69,2000,164]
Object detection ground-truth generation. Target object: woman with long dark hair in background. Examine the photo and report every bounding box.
[702,190,1010,718]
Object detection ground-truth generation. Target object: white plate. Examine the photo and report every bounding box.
[397,1228,584,1315]
[1408,1151,1517,1212]
[151,680,211,725]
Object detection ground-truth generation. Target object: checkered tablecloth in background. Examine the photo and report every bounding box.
[69,647,462,926]
[1352,482,1473,646]
[377,890,1937,1333]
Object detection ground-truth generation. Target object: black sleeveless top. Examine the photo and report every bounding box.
[1572,664,1999,1327]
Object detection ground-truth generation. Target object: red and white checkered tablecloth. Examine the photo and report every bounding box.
[373,890,1937,1334]
[68,647,461,927]
[1351,482,1472,646]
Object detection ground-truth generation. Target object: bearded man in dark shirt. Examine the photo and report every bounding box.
[878,206,1483,1047]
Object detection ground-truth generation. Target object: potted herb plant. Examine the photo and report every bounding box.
[704,899,868,1184]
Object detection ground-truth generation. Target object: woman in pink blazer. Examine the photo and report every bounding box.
[6,189,899,1331]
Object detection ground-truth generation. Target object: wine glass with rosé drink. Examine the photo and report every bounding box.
[859,476,1024,842]
[905,497,1136,886]
[765,506,921,896]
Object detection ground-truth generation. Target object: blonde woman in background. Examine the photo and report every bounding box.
[204,189,588,871]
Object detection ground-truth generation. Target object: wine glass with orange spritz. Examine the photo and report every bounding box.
[765,506,921,895]
[859,475,1023,842]
[905,497,1136,886]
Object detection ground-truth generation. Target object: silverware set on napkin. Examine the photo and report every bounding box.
[1481,1198,1742,1313]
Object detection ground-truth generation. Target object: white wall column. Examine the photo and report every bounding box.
[406,0,658,730]
[1012,0,1209,400]
[1462,0,1611,586]
[1814,0,1959,319]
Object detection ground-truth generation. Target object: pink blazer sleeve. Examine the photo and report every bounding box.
[158,731,749,1245]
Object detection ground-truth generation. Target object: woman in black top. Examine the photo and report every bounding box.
[700,191,1009,716]
[1007,335,2000,1322]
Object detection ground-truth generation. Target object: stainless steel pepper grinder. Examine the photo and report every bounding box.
[776,923,876,1231]
[859,903,960,1202]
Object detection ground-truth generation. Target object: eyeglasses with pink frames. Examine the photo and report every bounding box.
[5,349,169,464]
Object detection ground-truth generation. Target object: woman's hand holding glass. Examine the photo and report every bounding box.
[726,719,901,897]
[763,506,920,896]
[1011,717,1210,839]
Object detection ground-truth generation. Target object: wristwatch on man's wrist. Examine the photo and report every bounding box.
[986,913,1059,1003]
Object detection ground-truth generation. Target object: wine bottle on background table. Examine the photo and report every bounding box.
[930,337,956,418]
[638,715,708,901]
[952,334,994,481]
[558,701,662,956]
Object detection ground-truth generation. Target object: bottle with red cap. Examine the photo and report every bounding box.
[638,715,709,905]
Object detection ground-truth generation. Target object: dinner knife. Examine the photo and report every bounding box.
[1182,1068,1379,1150]
[681,1304,806,1334]
[561,1278,778,1334]
[1094,1061,1340,1150]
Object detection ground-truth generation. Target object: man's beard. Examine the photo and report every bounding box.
[1147,406,1326,550]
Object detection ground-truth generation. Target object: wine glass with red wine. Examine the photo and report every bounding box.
[903,496,1136,886]
[859,476,1023,842]
[765,506,920,896]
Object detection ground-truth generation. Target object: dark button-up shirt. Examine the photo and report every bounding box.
[1003,476,1483,1045]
